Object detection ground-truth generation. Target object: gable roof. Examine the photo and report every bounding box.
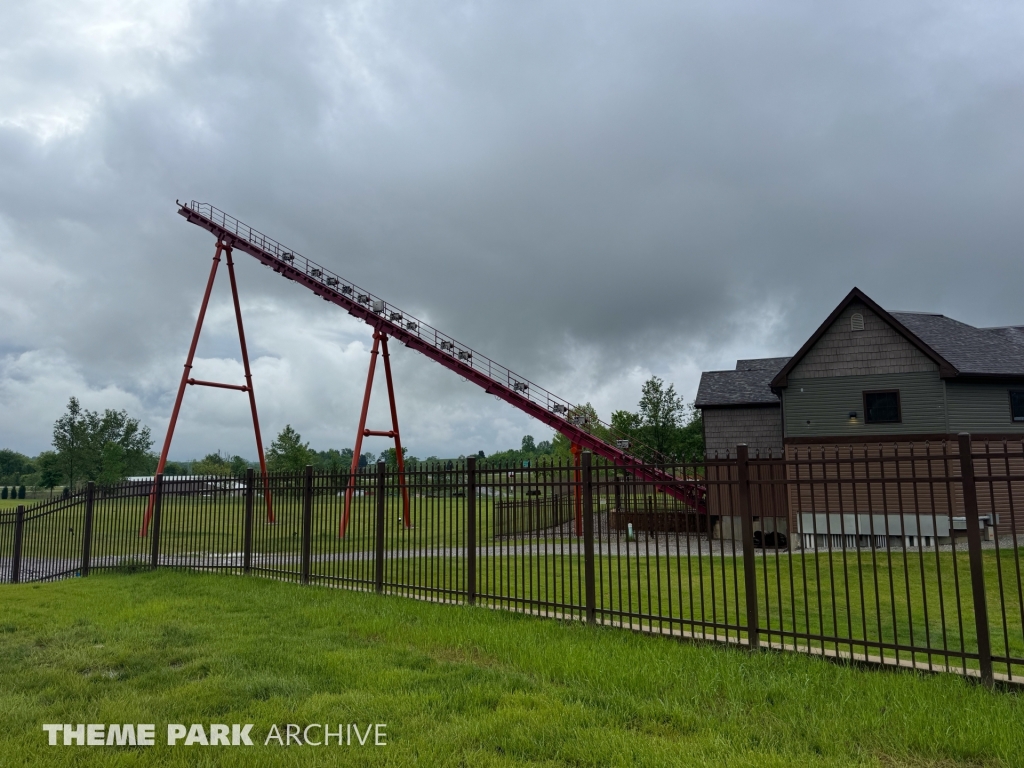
[890,313,1024,377]
[770,287,958,388]
[736,357,792,372]
[695,357,789,407]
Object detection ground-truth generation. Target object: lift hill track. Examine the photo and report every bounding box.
[177,201,706,513]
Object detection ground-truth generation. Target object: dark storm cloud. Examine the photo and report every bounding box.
[1,1,1023,458]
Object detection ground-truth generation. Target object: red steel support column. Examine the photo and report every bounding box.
[380,334,411,528]
[225,247,275,524]
[341,331,381,537]
[141,242,224,536]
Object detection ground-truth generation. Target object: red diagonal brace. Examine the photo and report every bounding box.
[140,241,275,536]
[340,330,410,537]
[381,333,412,528]
[224,246,275,527]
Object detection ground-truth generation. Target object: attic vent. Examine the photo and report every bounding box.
[851,313,865,332]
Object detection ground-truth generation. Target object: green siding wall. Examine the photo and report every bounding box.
[946,381,1024,434]
[783,372,946,438]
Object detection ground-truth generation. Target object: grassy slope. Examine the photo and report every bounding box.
[1,572,1022,767]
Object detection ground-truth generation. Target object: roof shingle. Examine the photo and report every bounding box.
[695,358,789,407]
[890,312,1024,377]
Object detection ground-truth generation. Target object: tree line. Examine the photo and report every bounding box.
[0,377,703,488]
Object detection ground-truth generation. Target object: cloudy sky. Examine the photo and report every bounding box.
[2,1,1022,461]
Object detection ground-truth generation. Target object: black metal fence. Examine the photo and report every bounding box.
[3,433,1023,687]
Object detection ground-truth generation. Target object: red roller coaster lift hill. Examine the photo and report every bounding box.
[142,201,707,538]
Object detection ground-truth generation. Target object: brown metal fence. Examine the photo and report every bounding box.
[3,433,1022,687]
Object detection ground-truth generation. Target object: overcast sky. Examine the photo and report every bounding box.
[2,1,1023,461]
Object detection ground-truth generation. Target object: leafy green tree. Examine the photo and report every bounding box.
[0,449,30,483]
[229,455,251,476]
[608,378,704,461]
[550,432,573,462]
[193,452,233,476]
[98,442,131,485]
[266,425,312,472]
[36,451,62,490]
[52,397,153,486]
[378,447,412,468]
[610,409,642,449]
[521,435,536,454]
[162,460,189,476]
[678,403,704,460]
[638,376,684,457]
[314,448,350,472]
[52,397,89,486]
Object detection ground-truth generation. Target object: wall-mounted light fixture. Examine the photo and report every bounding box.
[848,411,858,421]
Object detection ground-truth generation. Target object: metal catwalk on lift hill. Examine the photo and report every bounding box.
[176,201,705,512]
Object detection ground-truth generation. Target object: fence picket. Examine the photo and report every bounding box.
[959,433,994,687]
[149,474,163,569]
[582,452,596,625]
[81,482,95,577]
[301,465,313,585]
[375,461,386,594]
[736,445,760,651]
[467,457,477,605]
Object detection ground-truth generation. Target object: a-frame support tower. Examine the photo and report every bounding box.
[141,240,274,536]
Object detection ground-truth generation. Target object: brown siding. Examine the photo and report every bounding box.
[790,301,937,380]
[705,459,791,530]
[784,438,1024,535]
[703,406,783,457]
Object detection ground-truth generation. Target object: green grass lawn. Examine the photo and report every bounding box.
[2,571,1023,767]
[0,496,35,510]
[10,488,1024,678]
[371,546,1024,674]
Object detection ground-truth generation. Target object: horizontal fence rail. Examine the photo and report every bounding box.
[4,434,1023,687]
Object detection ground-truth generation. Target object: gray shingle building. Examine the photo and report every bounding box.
[697,287,1024,455]
[695,287,1024,544]
[695,358,789,457]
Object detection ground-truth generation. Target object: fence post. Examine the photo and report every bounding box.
[243,468,254,575]
[81,482,95,577]
[737,444,760,651]
[150,473,164,570]
[958,432,993,687]
[582,452,597,625]
[11,505,26,584]
[467,457,477,606]
[301,465,313,585]
[374,461,386,594]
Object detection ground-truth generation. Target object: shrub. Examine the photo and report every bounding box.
[18,485,26,499]
[1,487,6,499]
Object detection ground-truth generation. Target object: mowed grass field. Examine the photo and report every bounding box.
[393,547,1024,671]
[0,496,36,510]
[2,570,1024,767]
[9,490,1024,675]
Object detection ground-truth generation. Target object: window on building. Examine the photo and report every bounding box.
[1011,391,1024,422]
[864,390,901,423]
